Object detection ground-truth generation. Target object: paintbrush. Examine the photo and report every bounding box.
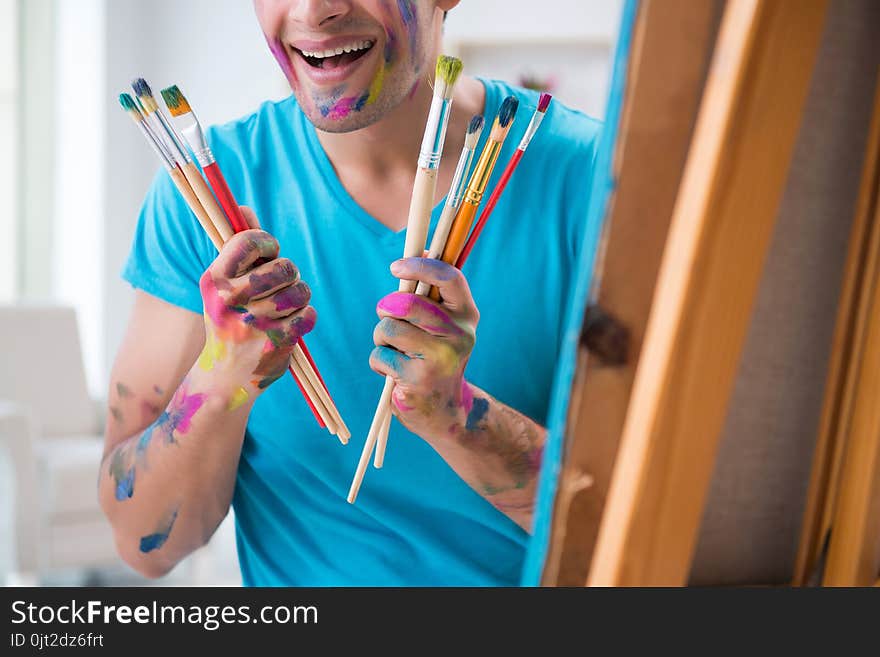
[348,54,463,502]
[158,84,349,440]
[120,87,347,441]
[118,93,224,251]
[160,85,250,234]
[132,77,234,244]
[456,93,551,267]
[414,114,484,297]
[428,95,519,301]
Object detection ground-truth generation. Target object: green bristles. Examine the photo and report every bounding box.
[160,85,192,117]
[118,93,138,112]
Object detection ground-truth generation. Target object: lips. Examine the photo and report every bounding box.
[287,36,378,84]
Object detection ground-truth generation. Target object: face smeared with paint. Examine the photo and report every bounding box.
[254,0,452,132]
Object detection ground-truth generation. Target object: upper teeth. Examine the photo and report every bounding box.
[300,40,373,59]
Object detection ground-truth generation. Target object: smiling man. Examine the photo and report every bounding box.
[100,0,601,586]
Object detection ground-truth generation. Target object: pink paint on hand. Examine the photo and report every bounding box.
[392,387,415,412]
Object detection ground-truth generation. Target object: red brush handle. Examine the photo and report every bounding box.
[456,148,524,268]
[203,161,329,427]
[204,163,250,233]
[288,362,325,429]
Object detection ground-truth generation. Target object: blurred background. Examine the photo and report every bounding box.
[0,0,621,586]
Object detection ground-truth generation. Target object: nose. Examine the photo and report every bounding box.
[288,0,351,29]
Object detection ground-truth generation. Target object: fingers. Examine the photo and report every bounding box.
[225,257,299,305]
[240,206,261,230]
[243,281,311,321]
[369,346,413,382]
[390,258,478,317]
[283,305,318,341]
[373,317,431,357]
[376,292,468,338]
[213,230,280,278]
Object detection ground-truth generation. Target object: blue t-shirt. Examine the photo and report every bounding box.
[123,78,600,586]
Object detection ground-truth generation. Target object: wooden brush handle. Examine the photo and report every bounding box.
[401,168,439,277]
[180,161,234,242]
[349,377,395,503]
[169,168,223,250]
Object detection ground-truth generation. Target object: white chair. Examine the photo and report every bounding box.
[0,305,119,583]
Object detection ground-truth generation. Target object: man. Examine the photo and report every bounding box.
[100,0,600,585]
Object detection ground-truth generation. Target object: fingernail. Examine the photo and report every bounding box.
[390,259,406,274]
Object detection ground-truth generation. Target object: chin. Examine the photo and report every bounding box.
[300,91,401,133]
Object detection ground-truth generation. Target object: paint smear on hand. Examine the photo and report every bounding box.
[227,386,249,411]
[139,508,179,553]
[198,325,227,371]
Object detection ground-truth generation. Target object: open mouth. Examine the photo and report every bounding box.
[294,39,375,70]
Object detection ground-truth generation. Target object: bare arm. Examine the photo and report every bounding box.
[370,257,546,531]
[100,226,315,578]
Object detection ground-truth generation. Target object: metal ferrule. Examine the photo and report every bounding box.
[464,140,502,206]
[518,112,546,151]
[154,110,192,164]
[180,120,214,168]
[445,147,473,211]
[418,95,452,170]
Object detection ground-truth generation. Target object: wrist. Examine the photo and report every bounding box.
[186,360,259,414]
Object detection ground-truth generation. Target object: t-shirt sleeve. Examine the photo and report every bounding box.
[121,168,217,315]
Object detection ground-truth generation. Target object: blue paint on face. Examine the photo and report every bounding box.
[397,0,418,58]
[466,397,490,431]
[139,509,179,553]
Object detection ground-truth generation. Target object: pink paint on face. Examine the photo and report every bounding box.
[326,96,359,120]
[268,37,296,88]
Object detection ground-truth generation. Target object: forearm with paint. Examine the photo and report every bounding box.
[99,364,254,578]
[423,382,546,532]
[100,229,315,578]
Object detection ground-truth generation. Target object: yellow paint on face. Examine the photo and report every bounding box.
[366,63,386,105]
[226,386,249,411]
[198,327,227,371]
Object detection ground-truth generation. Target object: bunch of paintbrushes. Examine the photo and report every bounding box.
[348,54,553,500]
[118,78,350,443]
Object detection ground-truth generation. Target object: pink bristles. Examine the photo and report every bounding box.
[538,93,552,113]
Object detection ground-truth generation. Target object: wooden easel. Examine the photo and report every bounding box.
[541,0,880,586]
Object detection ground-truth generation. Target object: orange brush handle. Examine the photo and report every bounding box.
[456,149,523,268]
[429,201,478,301]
